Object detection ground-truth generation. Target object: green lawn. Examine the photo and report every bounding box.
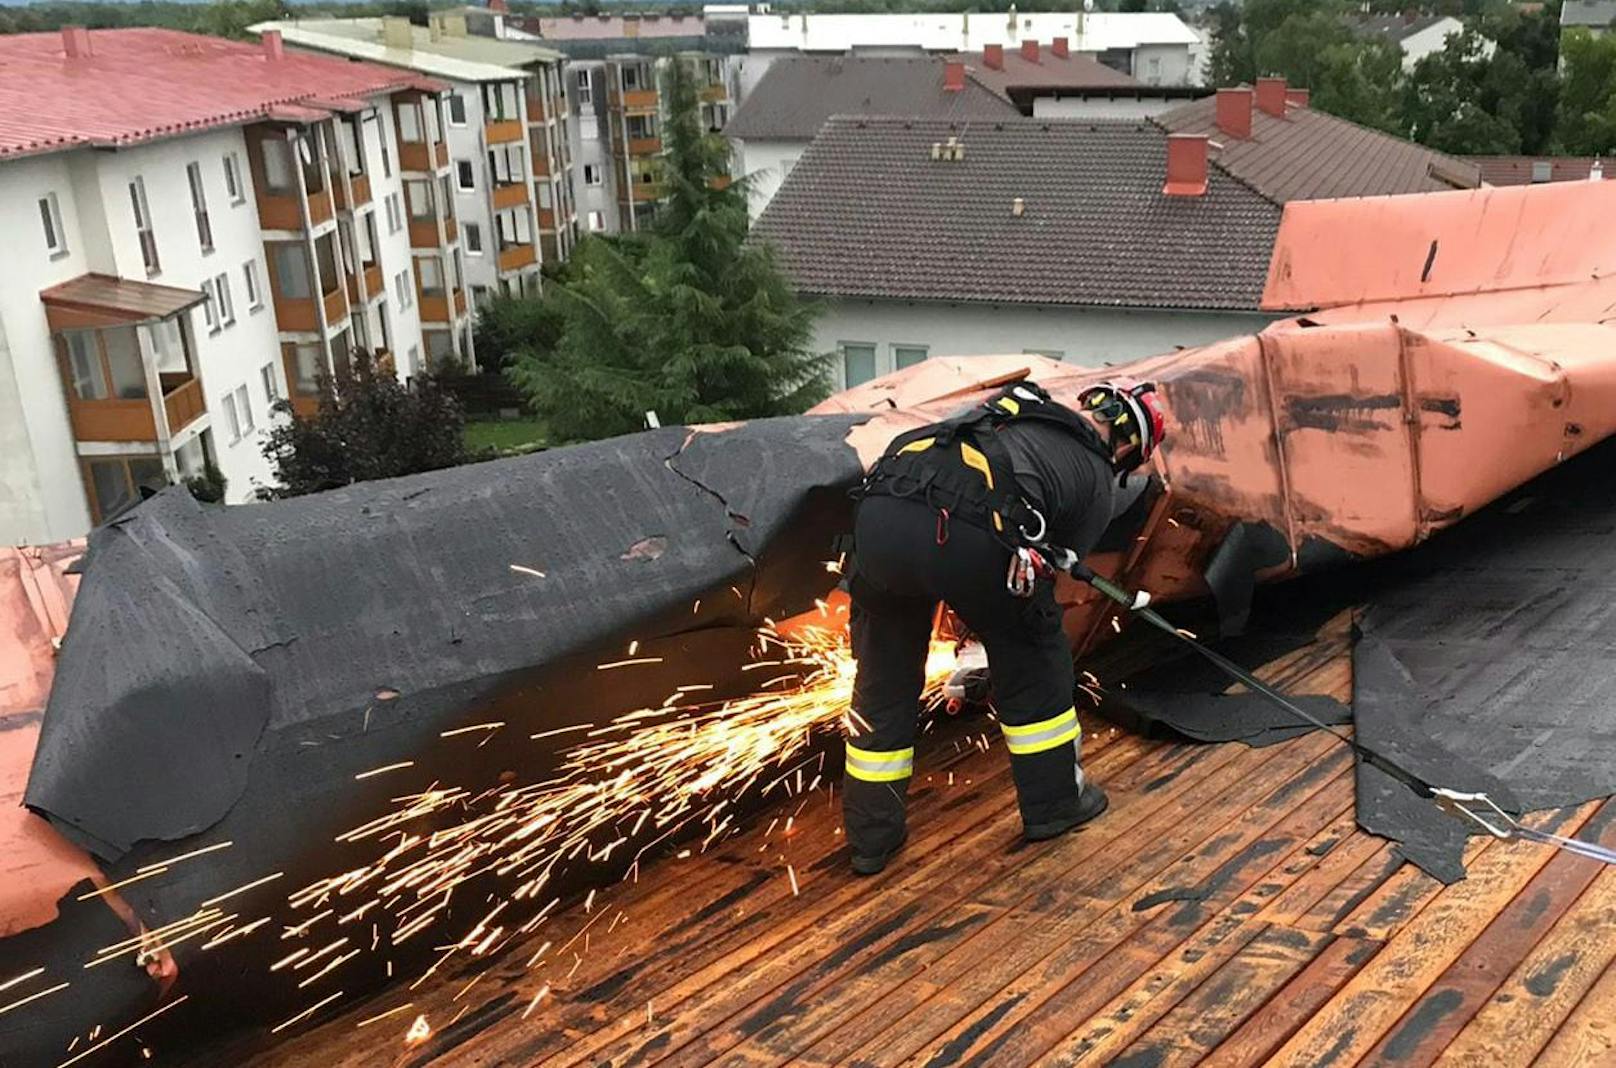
[466,419,548,454]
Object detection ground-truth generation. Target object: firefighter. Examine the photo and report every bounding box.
[842,379,1167,874]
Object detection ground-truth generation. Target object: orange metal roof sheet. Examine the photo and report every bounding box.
[1261,180,1616,322]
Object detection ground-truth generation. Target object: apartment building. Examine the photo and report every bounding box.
[0,27,469,543]
[523,15,742,233]
[252,16,575,308]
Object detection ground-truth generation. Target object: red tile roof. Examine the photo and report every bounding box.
[954,47,1138,103]
[1468,155,1611,185]
[0,28,445,161]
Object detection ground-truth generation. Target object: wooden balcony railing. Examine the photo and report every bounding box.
[408,218,439,250]
[399,141,448,173]
[700,83,728,103]
[486,119,524,145]
[307,189,335,227]
[336,174,373,211]
[274,295,320,333]
[497,243,537,273]
[628,136,662,156]
[162,375,205,432]
[322,285,348,328]
[419,292,451,323]
[492,182,529,211]
[611,88,660,111]
[256,191,301,232]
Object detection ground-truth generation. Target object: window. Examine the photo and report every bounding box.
[270,242,313,300]
[587,210,605,231]
[464,221,483,254]
[1532,160,1553,183]
[488,144,525,185]
[377,299,392,352]
[447,93,467,125]
[129,177,159,274]
[235,384,254,435]
[701,103,728,132]
[439,174,456,224]
[894,344,928,369]
[215,273,235,326]
[626,114,658,140]
[495,207,533,250]
[425,98,443,142]
[38,193,66,256]
[405,180,434,220]
[185,162,214,252]
[537,182,553,209]
[244,259,263,310]
[340,117,366,177]
[424,329,454,369]
[395,268,414,309]
[223,152,245,204]
[471,284,490,307]
[418,256,445,298]
[377,118,393,178]
[359,212,379,267]
[62,326,146,401]
[483,81,518,121]
[583,163,602,186]
[201,278,219,332]
[260,136,295,195]
[581,120,598,142]
[841,342,876,388]
[406,345,421,377]
[314,232,340,296]
[291,343,323,395]
[298,133,325,196]
[221,387,243,442]
[385,192,403,234]
[1147,56,1162,85]
[456,159,475,192]
[396,99,424,143]
[260,362,281,403]
[576,69,593,104]
[85,456,167,524]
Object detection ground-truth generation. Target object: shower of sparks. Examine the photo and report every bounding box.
[238,623,960,1032]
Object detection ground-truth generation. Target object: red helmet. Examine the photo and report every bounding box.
[1077,381,1167,472]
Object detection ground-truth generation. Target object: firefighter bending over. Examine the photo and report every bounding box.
[842,379,1167,875]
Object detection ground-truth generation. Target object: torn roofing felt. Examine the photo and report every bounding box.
[1351,438,1616,883]
[25,415,868,861]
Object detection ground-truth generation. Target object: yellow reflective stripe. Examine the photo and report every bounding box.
[996,396,1020,415]
[1001,709,1081,756]
[959,442,994,489]
[846,743,914,783]
[896,436,936,455]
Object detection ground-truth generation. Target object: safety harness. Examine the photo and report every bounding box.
[854,382,1112,551]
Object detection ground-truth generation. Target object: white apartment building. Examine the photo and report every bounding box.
[0,27,470,543]
[739,11,1203,94]
[252,16,577,313]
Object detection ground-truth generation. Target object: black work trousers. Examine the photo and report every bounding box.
[844,494,1084,859]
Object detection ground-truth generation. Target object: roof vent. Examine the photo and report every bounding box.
[930,136,965,162]
[1012,196,1025,217]
[61,25,92,59]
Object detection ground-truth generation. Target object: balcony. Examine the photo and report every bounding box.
[399,141,449,173]
[419,291,452,323]
[409,217,440,250]
[497,243,537,273]
[307,188,335,227]
[628,136,662,157]
[492,181,529,211]
[322,285,348,327]
[538,206,557,230]
[700,83,728,103]
[486,119,524,145]
[335,173,373,211]
[345,262,383,305]
[256,189,302,232]
[611,88,659,112]
[40,274,210,445]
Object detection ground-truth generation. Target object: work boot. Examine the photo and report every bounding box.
[1022,784,1109,842]
[850,831,908,876]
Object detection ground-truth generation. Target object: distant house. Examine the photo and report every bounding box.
[1153,77,1481,201]
[953,38,1206,119]
[1562,0,1616,39]
[754,77,1482,388]
[724,56,1017,216]
[1356,13,1481,70]
[753,116,1287,389]
[1469,155,1609,184]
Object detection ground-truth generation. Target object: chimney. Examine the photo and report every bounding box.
[944,59,966,93]
[1020,39,1039,63]
[1163,133,1208,197]
[61,25,92,59]
[261,29,284,61]
[1255,76,1288,118]
[1215,87,1252,139]
[1285,87,1310,109]
[984,43,1004,70]
[488,0,508,11]
[1051,36,1068,58]
[382,16,414,50]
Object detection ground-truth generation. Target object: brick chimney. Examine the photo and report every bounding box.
[1286,87,1311,109]
[261,29,284,61]
[1051,36,1069,58]
[61,25,92,59]
[983,43,1004,70]
[1020,39,1039,63]
[944,59,966,92]
[1163,133,1209,197]
[1215,87,1252,139]
[488,0,509,11]
[1255,76,1288,118]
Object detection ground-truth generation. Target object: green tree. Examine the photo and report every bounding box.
[1402,30,1527,153]
[261,351,468,497]
[472,290,566,371]
[507,58,829,444]
[1556,29,1616,155]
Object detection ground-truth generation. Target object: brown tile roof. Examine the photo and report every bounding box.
[39,274,206,323]
[1469,155,1611,185]
[953,47,1137,103]
[723,56,1018,141]
[1154,95,1481,205]
[752,116,1282,311]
